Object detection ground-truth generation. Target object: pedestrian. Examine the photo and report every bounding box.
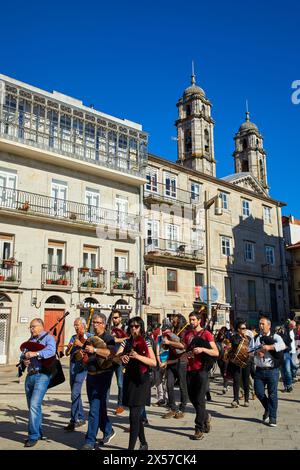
[80,313,116,450]
[251,315,286,427]
[64,317,91,431]
[22,318,56,447]
[117,316,156,450]
[280,319,299,391]
[109,309,128,415]
[180,311,219,440]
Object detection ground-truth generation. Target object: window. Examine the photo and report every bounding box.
[265,245,275,265]
[244,241,255,262]
[195,272,204,286]
[248,280,256,311]
[115,196,128,227]
[224,277,232,303]
[164,172,177,199]
[114,251,128,273]
[204,129,210,152]
[184,130,192,153]
[165,224,179,250]
[221,236,231,256]
[0,234,13,260]
[48,241,65,270]
[219,191,229,210]
[146,220,159,249]
[83,245,98,269]
[167,269,177,292]
[145,168,158,193]
[263,206,272,224]
[242,199,251,217]
[0,169,17,208]
[191,182,200,202]
[51,179,68,216]
[85,188,100,223]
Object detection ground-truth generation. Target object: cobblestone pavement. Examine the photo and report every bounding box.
[0,359,299,451]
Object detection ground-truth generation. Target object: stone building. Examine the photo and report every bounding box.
[283,215,300,319]
[0,74,148,364]
[142,70,288,328]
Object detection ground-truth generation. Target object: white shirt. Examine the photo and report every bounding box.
[250,332,286,368]
[289,329,296,354]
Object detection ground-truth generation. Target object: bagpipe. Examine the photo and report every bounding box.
[17,311,70,388]
[249,334,284,367]
[185,329,216,371]
[161,321,190,356]
[122,335,150,376]
[73,335,121,373]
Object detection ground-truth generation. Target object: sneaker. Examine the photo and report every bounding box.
[142,418,149,426]
[222,386,229,394]
[24,439,38,448]
[156,399,166,407]
[174,411,184,419]
[269,418,277,427]
[190,431,204,440]
[244,401,250,407]
[262,411,269,424]
[64,422,75,432]
[139,443,149,450]
[114,406,125,415]
[286,386,293,393]
[251,392,256,400]
[231,401,239,408]
[98,429,116,446]
[162,410,176,419]
[80,443,95,450]
[206,392,212,402]
[203,413,211,433]
[75,420,86,428]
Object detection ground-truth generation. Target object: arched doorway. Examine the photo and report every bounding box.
[44,295,66,354]
[80,297,100,333]
[0,294,12,364]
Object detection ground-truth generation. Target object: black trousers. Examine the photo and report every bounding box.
[230,362,251,402]
[128,406,146,450]
[166,361,188,412]
[187,369,209,432]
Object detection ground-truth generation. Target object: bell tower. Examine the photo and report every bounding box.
[176,64,216,176]
[233,107,269,193]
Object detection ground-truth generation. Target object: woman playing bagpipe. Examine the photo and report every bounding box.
[116,316,156,450]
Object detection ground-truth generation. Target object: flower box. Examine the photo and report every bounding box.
[80,267,89,273]
[46,279,53,285]
[92,268,104,274]
[125,272,134,277]
[62,264,73,271]
[0,275,5,281]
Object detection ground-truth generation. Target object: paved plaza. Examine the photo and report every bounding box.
[0,359,299,451]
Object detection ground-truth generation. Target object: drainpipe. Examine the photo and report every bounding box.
[276,203,289,319]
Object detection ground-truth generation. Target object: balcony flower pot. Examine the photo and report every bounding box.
[62,279,68,285]
[81,282,88,288]
[3,258,16,268]
[69,212,77,220]
[46,279,53,285]
[80,267,89,273]
[92,268,103,274]
[0,275,5,281]
[97,283,103,288]
[7,275,16,282]
[62,264,73,272]
[125,272,134,277]
[57,279,64,285]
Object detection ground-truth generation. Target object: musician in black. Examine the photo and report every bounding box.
[250,315,286,427]
[80,313,116,450]
[178,312,219,440]
[22,318,56,447]
[228,320,252,408]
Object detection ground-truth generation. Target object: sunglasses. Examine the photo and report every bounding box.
[130,324,140,328]
[113,317,120,320]
[239,327,247,330]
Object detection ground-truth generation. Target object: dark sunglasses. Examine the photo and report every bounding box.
[239,327,247,330]
[130,324,140,328]
[112,317,120,320]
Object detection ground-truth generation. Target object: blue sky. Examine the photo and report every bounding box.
[1,0,299,216]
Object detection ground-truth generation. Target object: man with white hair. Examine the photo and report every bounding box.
[64,317,91,431]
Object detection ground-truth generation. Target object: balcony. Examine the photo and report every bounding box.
[145,239,205,267]
[0,186,140,233]
[78,267,107,293]
[0,259,22,287]
[144,182,198,206]
[110,271,137,294]
[41,264,73,290]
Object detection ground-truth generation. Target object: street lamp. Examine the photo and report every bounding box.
[204,190,223,320]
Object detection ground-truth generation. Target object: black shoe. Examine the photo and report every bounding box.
[142,418,149,426]
[24,440,38,448]
[139,443,148,450]
[286,386,293,393]
[203,413,211,433]
[75,420,86,428]
[206,392,212,402]
[64,422,75,431]
[269,418,277,427]
[262,411,269,424]
[98,429,116,446]
[80,443,95,450]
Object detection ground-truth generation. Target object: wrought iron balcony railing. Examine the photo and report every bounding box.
[145,238,204,261]
[144,181,200,205]
[78,267,107,293]
[41,264,73,289]
[0,259,22,286]
[0,186,139,231]
[110,271,137,294]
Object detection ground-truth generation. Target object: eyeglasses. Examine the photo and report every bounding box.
[112,317,120,320]
[30,324,40,329]
[239,327,247,330]
[92,321,103,325]
[130,324,140,329]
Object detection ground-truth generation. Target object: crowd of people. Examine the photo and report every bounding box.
[21,310,300,449]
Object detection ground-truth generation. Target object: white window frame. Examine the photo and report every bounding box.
[47,244,65,270]
[145,167,158,193]
[0,236,13,260]
[263,206,272,224]
[146,220,160,249]
[51,179,68,216]
[244,241,255,262]
[219,191,229,210]
[191,182,200,202]
[164,172,177,199]
[242,199,251,217]
[85,187,101,223]
[165,224,179,251]
[83,246,98,269]
[221,236,231,256]
[114,252,128,273]
[0,169,17,208]
[265,245,275,265]
[115,195,128,228]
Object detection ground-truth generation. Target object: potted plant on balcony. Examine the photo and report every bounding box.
[57,279,64,285]
[125,271,134,277]
[46,279,53,285]
[62,279,68,285]
[0,275,5,281]
[92,267,104,274]
[3,257,16,268]
[7,274,17,282]
[80,267,89,273]
[62,263,73,271]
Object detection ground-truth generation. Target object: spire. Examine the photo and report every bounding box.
[245,99,250,122]
[191,60,196,86]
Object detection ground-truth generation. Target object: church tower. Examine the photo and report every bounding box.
[233,108,269,193]
[176,65,216,176]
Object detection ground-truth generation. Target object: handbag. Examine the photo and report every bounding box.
[48,358,65,389]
